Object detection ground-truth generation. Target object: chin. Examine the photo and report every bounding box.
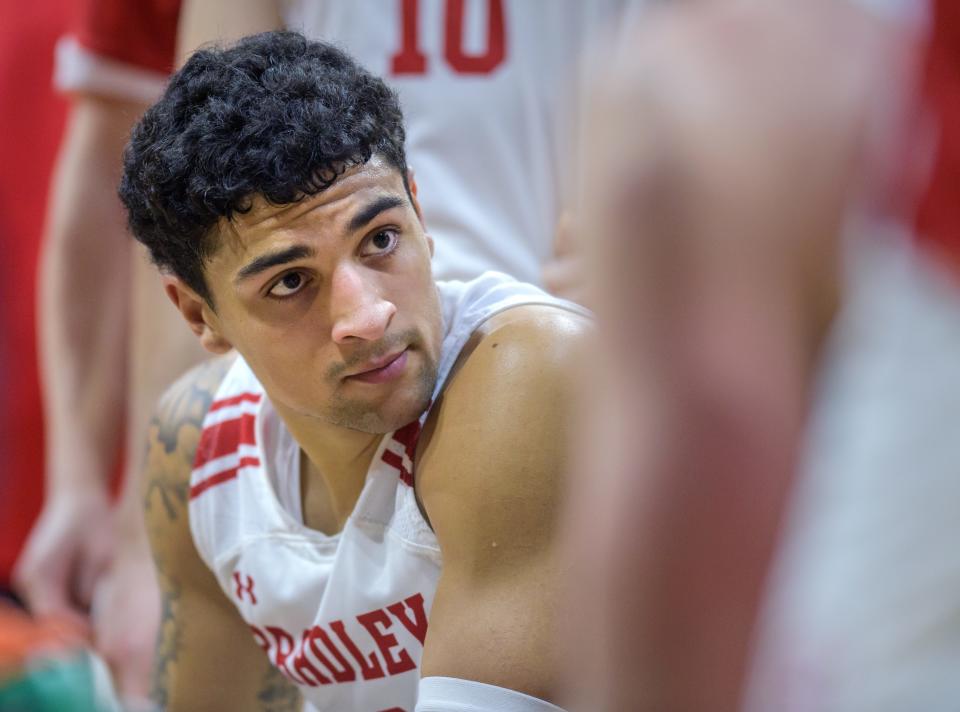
[331,371,436,434]
[383,355,438,427]
[334,399,427,434]
[376,388,435,433]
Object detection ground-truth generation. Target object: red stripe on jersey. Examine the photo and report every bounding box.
[916,0,960,270]
[193,413,258,470]
[190,394,261,499]
[189,456,261,499]
[393,420,421,450]
[382,450,415,487]
[381,419,421,487]
[208,392,262,413]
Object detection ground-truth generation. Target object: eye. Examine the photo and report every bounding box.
[267,271,309,298]
[361,229,399,257]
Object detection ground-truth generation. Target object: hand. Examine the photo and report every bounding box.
[542,212,589,306]
[91,537,161,706]
[13,488,115,632]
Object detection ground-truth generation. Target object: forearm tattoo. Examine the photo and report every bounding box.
[144,355,301,710]
[257,665,303,712]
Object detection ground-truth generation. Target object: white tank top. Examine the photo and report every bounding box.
[188,272,586,712]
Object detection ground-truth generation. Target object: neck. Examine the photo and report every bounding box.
[274,403,385,528]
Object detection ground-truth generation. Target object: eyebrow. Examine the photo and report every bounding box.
[235,244,315,284]
[347,194,406,233]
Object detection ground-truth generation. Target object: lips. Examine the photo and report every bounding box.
[345,349,409,384]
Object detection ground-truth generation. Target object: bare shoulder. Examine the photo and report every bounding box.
[449,303,591,393]
[153,352,237,446]
[480,302,591,347]
[418,304,589,483]
[143,352,237,527]
[417,303,589,552]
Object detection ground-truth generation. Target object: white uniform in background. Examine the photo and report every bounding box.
[280,0,643,285]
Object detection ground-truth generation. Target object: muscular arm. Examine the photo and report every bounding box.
[143,355,301,712]
[416,306,587,702]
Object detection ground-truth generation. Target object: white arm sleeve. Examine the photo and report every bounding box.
[54,36,168,104]
[415,677,566,712]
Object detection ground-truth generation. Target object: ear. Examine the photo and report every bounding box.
[407,169,433,257]
[161,274,234,354]
[407,169,426,226]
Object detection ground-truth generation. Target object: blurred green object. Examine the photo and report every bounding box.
[0,649,117,712]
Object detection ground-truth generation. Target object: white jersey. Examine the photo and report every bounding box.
[280,0,644,285]
[188,272,585,712]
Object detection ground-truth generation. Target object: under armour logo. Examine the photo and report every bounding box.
[233,571,257,604]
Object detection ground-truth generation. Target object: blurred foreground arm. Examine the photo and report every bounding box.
[565,2,899,710]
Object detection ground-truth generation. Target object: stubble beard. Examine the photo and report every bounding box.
[324,344,439,434]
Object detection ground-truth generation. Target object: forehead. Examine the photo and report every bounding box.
[207,156,408,269]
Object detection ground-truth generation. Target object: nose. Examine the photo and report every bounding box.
[329,264,397,344]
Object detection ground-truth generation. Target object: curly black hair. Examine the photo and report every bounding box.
[119,31,409,304]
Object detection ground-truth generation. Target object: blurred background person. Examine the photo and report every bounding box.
[0,1,126,707]
[0,0,70,601]
[564,0,956,709]
[17,0,643,704]
[12,2,193,707]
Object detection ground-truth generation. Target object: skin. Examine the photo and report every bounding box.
[144,354,301,711]
[13,93,198,702]
[16,95,136,630]
[146,156,587,709]
[563,1,910,710]
[166,158,444,520]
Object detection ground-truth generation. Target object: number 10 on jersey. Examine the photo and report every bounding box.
[391,0,506,75]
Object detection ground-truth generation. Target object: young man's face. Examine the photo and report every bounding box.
[189,156,443,434]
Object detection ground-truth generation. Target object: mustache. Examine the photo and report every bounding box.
[327,328,421,380]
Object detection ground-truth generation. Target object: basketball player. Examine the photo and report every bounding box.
[565,0,956,709]
[19,0,636,699]
[121,32,587,712]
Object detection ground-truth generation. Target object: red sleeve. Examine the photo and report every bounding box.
[73,0,181,75]
[915,0,960,267]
